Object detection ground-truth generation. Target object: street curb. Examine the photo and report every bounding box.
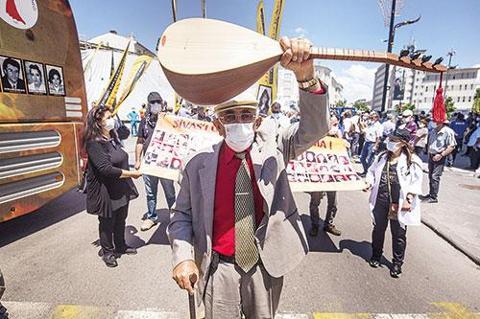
[421,217,480,267]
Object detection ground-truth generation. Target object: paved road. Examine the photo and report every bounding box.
[0,138,479,318]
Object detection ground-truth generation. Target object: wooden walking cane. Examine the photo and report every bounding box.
[188,274,197,319]
[157,18,447,105]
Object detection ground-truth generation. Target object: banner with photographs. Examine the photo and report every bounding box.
[286,136,365,192]
[141,115,365,192]
[140,114,222,181]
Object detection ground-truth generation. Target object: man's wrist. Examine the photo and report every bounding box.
[294,65,315,82]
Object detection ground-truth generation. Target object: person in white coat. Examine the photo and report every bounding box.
[364,128,423,278]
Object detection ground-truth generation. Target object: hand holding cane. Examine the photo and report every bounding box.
[188,273,198,319]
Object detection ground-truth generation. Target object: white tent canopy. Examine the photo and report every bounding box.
[81,32,175,120]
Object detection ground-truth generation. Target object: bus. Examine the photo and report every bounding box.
[0,0,87,222]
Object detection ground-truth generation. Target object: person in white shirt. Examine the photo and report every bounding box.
[268,101,290,130]
[382,114,396,138]
[360,112,383,175]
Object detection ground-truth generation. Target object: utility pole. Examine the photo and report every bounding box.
[380,0,396,114]
[201,0,206,18]
[444,49,456,98]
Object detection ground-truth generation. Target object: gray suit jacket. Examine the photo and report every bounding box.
[167,89,329,299]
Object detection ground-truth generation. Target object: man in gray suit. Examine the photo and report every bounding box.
[168,37,330,318]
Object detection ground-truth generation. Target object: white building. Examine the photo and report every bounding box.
[372,64,425,112]
[416,67,480,111]
[277,63,344,109]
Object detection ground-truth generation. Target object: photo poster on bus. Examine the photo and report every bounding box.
[141,114,365,192]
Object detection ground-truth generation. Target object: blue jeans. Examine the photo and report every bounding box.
[143,175,176,220]
[360,141,375,173]
[130,121,138,136]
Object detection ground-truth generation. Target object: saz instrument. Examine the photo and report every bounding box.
[158,18,447,105]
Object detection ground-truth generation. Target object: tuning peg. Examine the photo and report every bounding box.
[410,51,422,60]
[399,49,410,58]
[433,57,444,66]
[421,55,432,63]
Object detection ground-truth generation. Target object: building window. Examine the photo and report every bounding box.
[469,96,472,102]
[459,85,461,90]
[463,96,466,102]
[457,97,460,102]
[471,84,474,90]
[465,84,468,90]
[425,87,428,92]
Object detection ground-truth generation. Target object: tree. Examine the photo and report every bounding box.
[335,99,347,107]
[445,96,456,118]
[352,99,370,112]
[395,102,415,114]
[472,88,480,114]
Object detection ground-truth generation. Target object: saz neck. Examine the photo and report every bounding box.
[309,47,447,73]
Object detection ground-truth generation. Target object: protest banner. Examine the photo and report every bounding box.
[286,136,365,192]
[141,114,364,192]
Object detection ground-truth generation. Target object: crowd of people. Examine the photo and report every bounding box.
[81,35,480,318]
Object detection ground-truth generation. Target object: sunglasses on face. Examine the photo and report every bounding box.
[218,111,256,124]
[150,100,163,104]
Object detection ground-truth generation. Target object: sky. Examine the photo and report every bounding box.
[70,0,480,103]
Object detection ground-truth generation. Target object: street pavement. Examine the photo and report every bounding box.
[0,137,479,318]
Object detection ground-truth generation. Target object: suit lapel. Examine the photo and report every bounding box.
[199,142,221,241]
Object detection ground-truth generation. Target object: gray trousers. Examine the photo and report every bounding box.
[204,261,283,319]
[309,191,338,226]
[428,155,446,200]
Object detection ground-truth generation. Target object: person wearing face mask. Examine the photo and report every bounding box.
[359,112,383,176]
[419,119,456,203]
[364,128,423,278]
[308,115,343,237]
[398,109,417,144]
[413,118,428,156]
[268,101,290,131]
[135,92,177,231]
[83,106,142,268]
[168,37,330,318]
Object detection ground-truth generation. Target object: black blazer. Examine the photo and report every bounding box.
[85,139,138,217]
[1,76,25,90]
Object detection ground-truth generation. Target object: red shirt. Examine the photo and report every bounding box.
[212,143,264,257]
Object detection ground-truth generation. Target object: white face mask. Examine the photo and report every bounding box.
[104,118,115,132]
[224,123,255,153]
[386,139,401,152]
[431,122,437,129]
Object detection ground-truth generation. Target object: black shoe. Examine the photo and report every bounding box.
[116,246,137,255]
[309,225,319,237]
[368,258,380,268]
[419,194,430,201]
[390,264,402,278]
[102,253,118,268]
[323,224,341,236]
[426,197,438,203]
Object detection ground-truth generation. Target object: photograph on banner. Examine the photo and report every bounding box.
[257,84,272,116]
[392,66,405,101]
[286,136,365,192]
[0,55,27,94]
[140,114,222,181]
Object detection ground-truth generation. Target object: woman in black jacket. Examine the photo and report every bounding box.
[83,107,142,267]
